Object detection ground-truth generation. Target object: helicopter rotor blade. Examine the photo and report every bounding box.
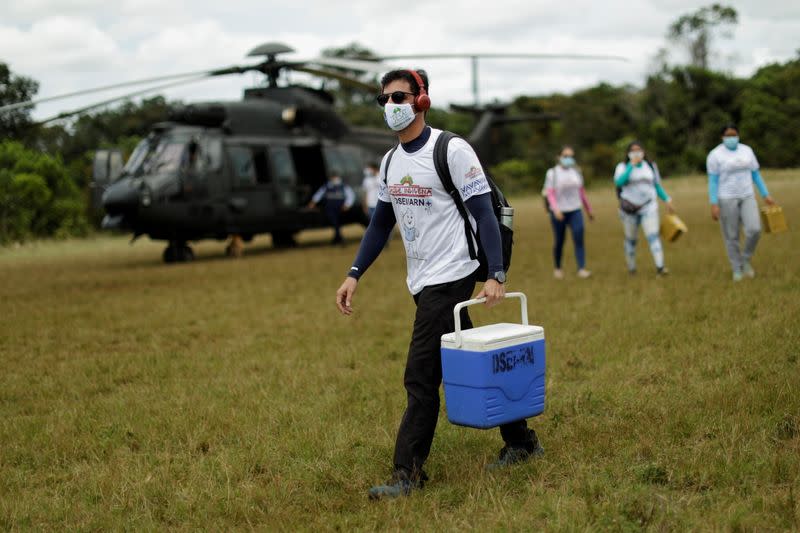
[293,67,377,92]
[35,75,213,125]
[306,56,389,74]
[364,52,628,106]
[0,69,235,115]
[374,53,629,62]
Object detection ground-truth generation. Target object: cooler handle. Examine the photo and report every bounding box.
[452,292,528,348]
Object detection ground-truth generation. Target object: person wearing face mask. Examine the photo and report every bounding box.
[544,146,594,279]
[308,170,356,245]
[613,141,674,276]
[334,69,542,500]
[706,124,777,281]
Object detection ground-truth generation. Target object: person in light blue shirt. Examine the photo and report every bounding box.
[706,124,777,281]
[613,141,674,276]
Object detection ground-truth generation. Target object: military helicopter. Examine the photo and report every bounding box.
[2,42,625,262]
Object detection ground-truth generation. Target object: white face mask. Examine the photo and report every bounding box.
[384,103,417,131]
[628,150,644,162]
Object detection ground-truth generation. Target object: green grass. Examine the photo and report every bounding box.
[1,171,799,531]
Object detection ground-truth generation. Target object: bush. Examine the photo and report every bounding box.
[489,159,539,196]
[0,141,89,244]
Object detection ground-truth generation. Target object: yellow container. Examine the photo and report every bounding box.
[760,205,788,233]
[661,213,688,242]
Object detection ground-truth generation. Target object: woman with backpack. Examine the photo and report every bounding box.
[544,146,594,279]
[613,141,674,276]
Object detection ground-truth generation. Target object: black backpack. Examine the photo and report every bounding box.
[383,131,512,281]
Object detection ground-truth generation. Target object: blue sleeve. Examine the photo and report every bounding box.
[614,163,633,187]
[654,182,670,202]
[751,170,769,197]
[347,200,395,280]
[465,193,503,275]
[708,173,720,204]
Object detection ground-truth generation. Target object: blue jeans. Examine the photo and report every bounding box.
[550,209,585,269]
[619,206,663,270]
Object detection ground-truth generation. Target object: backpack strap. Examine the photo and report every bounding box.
[382,144,400,185]
[433,131,479,261]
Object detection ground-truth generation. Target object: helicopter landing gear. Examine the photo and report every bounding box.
[163,242,194,263]
[225,235,245,258]
[271,231,296,248]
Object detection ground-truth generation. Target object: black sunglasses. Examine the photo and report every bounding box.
[376,91,415,106]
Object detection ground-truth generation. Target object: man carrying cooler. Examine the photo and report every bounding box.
[335,69,543,500]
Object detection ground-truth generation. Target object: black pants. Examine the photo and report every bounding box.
[392,272,533,476]
[324,201,344,242]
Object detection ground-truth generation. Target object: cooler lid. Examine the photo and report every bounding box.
[441,323,544,350]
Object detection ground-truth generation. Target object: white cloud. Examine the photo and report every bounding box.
[0,0,797,120]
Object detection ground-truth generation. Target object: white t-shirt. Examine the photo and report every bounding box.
[362,172,380,208]
[614,161,660,212]
[378,128,489,295]
[706,143,760,200]
[544,166,584,212]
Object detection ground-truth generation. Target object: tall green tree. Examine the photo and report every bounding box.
[668,4,738,69]
[739,57,800,167]
[0,62,39,140]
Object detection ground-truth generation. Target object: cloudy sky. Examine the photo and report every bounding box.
[2,0,798,121]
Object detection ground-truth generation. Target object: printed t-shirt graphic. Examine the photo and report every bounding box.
[378,128,490,295]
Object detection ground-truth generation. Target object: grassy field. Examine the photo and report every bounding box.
[1,172,799,531]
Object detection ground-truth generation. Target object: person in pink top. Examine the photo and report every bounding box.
[544,146,594,279]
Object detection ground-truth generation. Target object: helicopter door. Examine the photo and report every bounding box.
[225,144,275,231]
[268,146,299,210]
[289,144,326,206]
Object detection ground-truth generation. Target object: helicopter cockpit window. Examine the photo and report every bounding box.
[227,146,256,187]
[204,137,223,171]
[121,138,151,178]
[144,140,188,174]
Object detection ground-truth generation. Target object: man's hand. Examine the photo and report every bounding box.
[587,211,595,221]
[477,279,505,308]
[665,200,675,214]
[711,204,720,221]
[554,209,565,221]
[336,277,358,315]
[765,195,776,206]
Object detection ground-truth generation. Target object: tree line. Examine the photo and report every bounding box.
[0,4,797,243]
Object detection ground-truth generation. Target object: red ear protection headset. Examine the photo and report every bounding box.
[406,69,431,112]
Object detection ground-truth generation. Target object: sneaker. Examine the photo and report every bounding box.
[656,266,669,276]
[487,431,544,470]
[553,269,565,280]
[732,270,744,282]
[577,269,592,279]
[628,268,637,276]
[743,262,755,278]
[368,470,425,500]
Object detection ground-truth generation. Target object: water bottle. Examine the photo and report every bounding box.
[500,207,514,231]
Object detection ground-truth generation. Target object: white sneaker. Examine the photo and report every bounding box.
[577,269,592,279]
[553,269,565,280]
[733,271,744,282]
[743,263,755,278]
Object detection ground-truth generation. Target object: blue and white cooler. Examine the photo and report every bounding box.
[440,292,546,429]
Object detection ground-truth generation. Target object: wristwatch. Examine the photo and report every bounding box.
[491,271,506,284]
